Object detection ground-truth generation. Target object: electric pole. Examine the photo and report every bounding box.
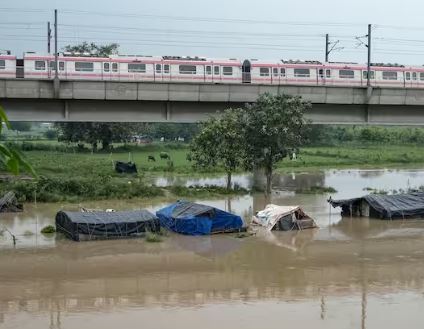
[54,9,59,97]
[325,34,329,62]
[366,24,372,87]
[325,34,342,62]
[47,22,51,54]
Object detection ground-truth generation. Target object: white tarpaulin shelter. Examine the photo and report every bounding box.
[252,204,317,231]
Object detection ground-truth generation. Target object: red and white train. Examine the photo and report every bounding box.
[0,51,423,88]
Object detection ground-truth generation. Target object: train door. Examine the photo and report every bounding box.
[272,67,280,85]
[242,60,251,83]
[405,71,412,88]
[163,63,171,82]
[213,65,221,83]
[111,62,119,81]
[205,64,213,83]
[318,68,326,85]
[155,63,163,82]
[103,62,111,80]
[16,59,24,78]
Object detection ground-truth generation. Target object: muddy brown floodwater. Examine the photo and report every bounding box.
[2,169,424,329]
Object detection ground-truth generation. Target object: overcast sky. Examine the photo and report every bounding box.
[2,0,424,65]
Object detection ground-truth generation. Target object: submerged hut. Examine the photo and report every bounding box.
[252,204,318,231]
[56,210,159,241]
[0,192,23,213]
[328,192,424,220]
[156,200,244,235]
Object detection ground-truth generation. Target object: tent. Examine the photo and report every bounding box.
[252,204,317,231]
[56,210,159,241]
[329,192,424,219]
[156,200,244,235]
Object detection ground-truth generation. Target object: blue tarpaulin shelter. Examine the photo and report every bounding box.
[156,200,244,235]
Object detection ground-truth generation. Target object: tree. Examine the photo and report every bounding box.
[189,109,246,189]
[243,93,310,194]
[55,122,142,151]
[0,106,35,175]
[64,42,119,57]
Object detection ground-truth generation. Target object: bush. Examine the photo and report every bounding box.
[145,232,163,242]
[41,225,56,234]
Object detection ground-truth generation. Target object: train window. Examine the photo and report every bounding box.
[383,71,398,80]
[362,71,375,79]
[206,66,212,75]
[326,69,331,78]
[180,65,197,74]
[214,66,220,75]
[273,68,279,77]
[294,68,310,78]
[49,61,57,71]
[420,73,424,81]
[413,72,417,81]
[128,63,146,73]
[59,61,64,71]
[75,62,94,72]
[112,63,118,73]
[223,67,233,76]
[164,64,170,74]
[260,67,270,76]
[280,68,285,77]
[156,64,162,73]
[104,63,110,72]
[0,60,5,69]
[35,60,46,71]
[339,70,355,79]
[405,72,410,80]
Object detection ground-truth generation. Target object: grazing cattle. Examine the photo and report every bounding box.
[148,155,156,162]
[160,152,170,160]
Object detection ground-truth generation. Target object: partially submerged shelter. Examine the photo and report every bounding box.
[156,200,244,235]
[252,204,317,231]
[0,192,23,213]
[329,193,424,220]
[56,210,159,241]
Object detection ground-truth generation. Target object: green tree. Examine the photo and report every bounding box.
[64,42,119,57]
[190,109,246,189]
[243,93,310,194]
[55,122,142,151]
[0,106,35,175]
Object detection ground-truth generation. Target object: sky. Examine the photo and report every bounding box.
[1,0,424,65]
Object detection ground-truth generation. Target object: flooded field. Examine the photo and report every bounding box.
[2,169,424,328]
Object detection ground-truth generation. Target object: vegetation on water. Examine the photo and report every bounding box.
[190,93,310,194]
[363,185,424,195]
[145,232,163,243]
[40,225,56,234]
[295,186,337,194]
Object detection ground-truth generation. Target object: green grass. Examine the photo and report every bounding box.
[3,142,424,203]
[276,144,424,172]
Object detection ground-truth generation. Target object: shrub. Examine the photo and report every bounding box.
[41,225,56,234]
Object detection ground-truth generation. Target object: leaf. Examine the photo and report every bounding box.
[0,105,11,132]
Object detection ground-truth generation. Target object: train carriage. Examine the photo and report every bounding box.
[0,54,17,79]
[7,51,424,90]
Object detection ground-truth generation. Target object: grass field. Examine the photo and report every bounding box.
[3,142,424,202]
[12,143,424,177]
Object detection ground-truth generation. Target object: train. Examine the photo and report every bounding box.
[1,51,423,88]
